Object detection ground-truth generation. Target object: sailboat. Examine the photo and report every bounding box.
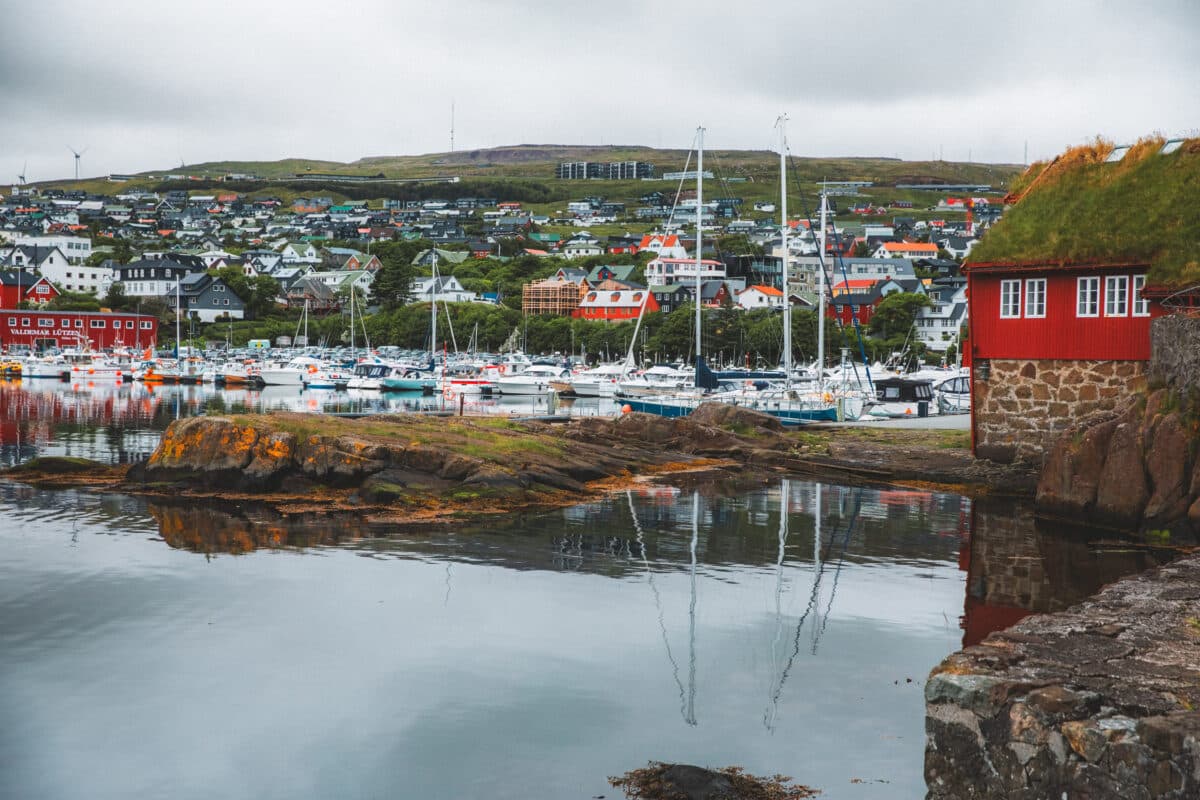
[621,122,839,423]
[381,262,442,393]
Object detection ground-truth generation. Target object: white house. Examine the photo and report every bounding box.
[637,233,689,259]
[409,275,477,304]
[1,244,111,295]
[874,241,939,259]
[644,256,726,286]
[308,269,373,295]
[735,284,784,310]
[279,242,320,265]
[561,239,604,259]
[11,234,92,265]
[914,279,968,351]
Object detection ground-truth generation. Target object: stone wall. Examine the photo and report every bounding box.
[1149,315,1200,395]
[925,553,1200,800]
[972,359,1145,464]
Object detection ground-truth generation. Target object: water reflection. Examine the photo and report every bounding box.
[0,378,1188,799]
[0,379,618,466]
[958,500,1185,646]
[1,478,967,800]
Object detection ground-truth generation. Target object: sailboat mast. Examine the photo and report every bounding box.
[694,126,704,368]
[175,276,181,355]
[817,192,828,395]
[430,258,438,358]
[778,116,791,387]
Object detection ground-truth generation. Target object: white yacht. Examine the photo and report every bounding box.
[568,362,629,398]
[259,355,323,386]
[495,363,571,396]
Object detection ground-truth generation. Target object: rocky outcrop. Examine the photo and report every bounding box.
[122,409,795,518]
[925,554,1200,800]
[1037,388,1200,534]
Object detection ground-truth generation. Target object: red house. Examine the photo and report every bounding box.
[573,289,659,321]
[965,136,1193,464]
[0,271,59,306]
[1,309,159,352]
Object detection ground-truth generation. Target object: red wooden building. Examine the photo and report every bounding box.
[967,261,1164,362]
[0,271,60,306]
[962,135,1197,463]
[0,309,159,352]
[573,289,659,321]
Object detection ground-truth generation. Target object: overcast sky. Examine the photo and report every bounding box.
[3,0,1197,183]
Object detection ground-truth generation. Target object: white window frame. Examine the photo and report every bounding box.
[1000,279,1021,319]
[1132,274,1150,317]
[1105,275,1129,317]
[1077,276,1100,317]
[1024,278,1046,318]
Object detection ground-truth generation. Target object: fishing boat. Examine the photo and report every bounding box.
[20,353,70,380]
[869,376,936,418]
[63,350,126,382]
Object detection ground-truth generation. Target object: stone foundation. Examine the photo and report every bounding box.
[973,359,1145,464]
[925,553,1200,800]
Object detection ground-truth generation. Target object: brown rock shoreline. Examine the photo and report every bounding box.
[1,406,1037,524]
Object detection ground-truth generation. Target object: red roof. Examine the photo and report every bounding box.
[638,234,679,248]
[882,241,937,253]
[745,284,782,296]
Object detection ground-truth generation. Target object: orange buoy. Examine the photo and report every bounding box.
[622,404,632,414]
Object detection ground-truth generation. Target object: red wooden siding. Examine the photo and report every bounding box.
[0,309,158,351]
[968,266,1163,361]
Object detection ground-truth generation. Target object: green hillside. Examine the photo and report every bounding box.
[35,144,1021,216]
[969,137,1200,286]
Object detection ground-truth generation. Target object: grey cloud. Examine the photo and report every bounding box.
[2,0,1198,182]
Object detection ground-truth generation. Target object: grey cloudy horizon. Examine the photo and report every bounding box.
[2,0,1198,184]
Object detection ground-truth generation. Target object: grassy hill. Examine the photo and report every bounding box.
[969,136,1200,286]
[35,144,1021,213]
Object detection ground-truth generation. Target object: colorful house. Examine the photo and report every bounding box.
[965,136,1193,464]
[875,241,939,259]
[735,284,784,310]
[573,289,659,321]
[0,309,157,351]
[0,271,59,306]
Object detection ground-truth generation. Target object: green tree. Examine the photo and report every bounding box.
[45,291,102,311]
[868,292,931,340]
[370,240,424,308]
[103,281,131,311]
[248,275,283,319]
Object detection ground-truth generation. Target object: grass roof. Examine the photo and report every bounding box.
[968,136,1200,287]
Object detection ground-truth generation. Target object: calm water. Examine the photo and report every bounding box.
[0,381,1176,800]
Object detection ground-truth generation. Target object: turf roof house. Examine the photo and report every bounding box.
[965,137,1197,464]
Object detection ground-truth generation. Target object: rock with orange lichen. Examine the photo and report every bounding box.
[127,413,750,511]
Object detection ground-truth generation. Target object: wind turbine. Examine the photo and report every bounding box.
[67,145,88,180]
[16,162,27,186]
